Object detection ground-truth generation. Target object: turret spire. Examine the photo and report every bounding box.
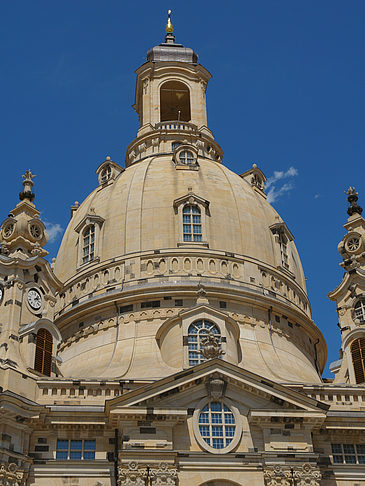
[345,186,363,217]
[19,169,36,202]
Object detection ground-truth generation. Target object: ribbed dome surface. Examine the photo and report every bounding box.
[54,156,306,292]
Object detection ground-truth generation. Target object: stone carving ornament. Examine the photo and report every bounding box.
[199,331,224,360]
[0,462,26,486]
[118,461,178,486]
[263,463,321,486]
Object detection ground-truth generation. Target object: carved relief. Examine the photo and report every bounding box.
[264,464,321,486]
[118,461,178,486]
[0,462,26,486]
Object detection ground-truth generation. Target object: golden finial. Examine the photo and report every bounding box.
[165,9,174,34]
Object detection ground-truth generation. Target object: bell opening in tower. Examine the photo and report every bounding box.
[160,80,191,122]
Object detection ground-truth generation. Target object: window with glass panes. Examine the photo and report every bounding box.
[34,328,53,376]
[188,320,221,366]
[331,444,365,464]
[179,150,194,165]
[355,299,365,323]
[279,234,289,269]
[198,402,236,449]
[56,439,95,460]
[82,225,95,264]
[183,205,202,242]
[101,165,111,183]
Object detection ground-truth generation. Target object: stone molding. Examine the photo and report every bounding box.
[0,462,26,486]
[264,463,321,486]
[118,461,178,486]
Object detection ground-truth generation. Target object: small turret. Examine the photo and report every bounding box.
[0,170,48,257]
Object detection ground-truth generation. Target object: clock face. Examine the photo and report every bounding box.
[27,288,42,310]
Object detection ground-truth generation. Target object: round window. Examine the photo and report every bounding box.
[194,399,241,453]
[179,150,195,165]
[3,223,14,239]
[346,236,361,252]
[30,223,42,239]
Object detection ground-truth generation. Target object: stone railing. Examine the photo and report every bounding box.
[155,120,197,131]
[36,379,144,405]
[55,250,311,318]
[297,385,365,409]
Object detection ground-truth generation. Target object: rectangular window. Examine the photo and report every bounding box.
[331,444,365,464]
[183,205,202,242]
[141,300,160,309]
[56,439,95,460]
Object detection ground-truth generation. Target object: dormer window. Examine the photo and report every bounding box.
[270,222,294,273]
[183,205,202,242]
[74,213,105,268]
[179,151,195,165]
[174,192,209,247]
[82,225,95,264]
[279,234,289,270]
[101,165,111,184]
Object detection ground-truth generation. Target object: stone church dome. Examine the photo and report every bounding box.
[52,21,326,383]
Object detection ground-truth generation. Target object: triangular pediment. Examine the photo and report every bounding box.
[106,360,328,426]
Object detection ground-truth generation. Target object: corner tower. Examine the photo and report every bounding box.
[329,188,365,383]
[126,11,222,167]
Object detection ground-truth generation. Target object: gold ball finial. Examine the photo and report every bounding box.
[165,9,174,34]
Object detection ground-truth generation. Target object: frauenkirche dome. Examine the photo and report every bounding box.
[53,17,326,382]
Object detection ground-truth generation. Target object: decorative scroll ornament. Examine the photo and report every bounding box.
[263,464,321,486]
[264,465,292,486]
[118,462,178,486]
[149,462,178,485]
[205,372,227,400]
[0,462,26,486]
[199,331,225,360]
[118,461,147,486]
[293,463,321,486]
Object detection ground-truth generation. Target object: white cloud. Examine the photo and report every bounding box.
[266,166,298,189]
[44,221,63,243]
[267,182,294,203]
[265,166,298,204]
[314,194,320,199]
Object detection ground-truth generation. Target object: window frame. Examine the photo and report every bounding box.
[56,439,96,461]
[173,193,210,248]
[34,328,53,376]
[193,397,242,454]
[74,214,105,269]
[331,443,365,465]
[187,319,222,366]
[181,309,227,369]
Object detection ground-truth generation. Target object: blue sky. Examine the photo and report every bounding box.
[0,1,364,376]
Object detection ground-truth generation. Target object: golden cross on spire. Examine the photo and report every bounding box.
[166,9,174,34]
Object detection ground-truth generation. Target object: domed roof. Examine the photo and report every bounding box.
[54,156,306,292]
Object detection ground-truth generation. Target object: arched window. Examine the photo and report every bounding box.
[34,329,53,376]
[354,299,365,323]
[351,337,365,384]
[160,81,191,122]
[82,225,95,264]
[188,320,221,365]
[198,401,236,450]
[183,205,202,242]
